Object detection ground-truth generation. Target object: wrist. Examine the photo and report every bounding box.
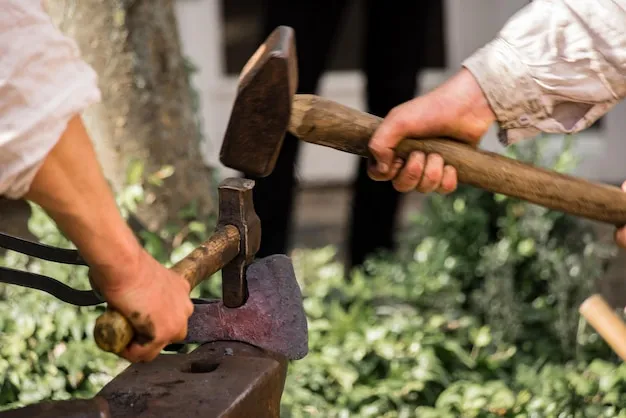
[46,200,144,281]
[438,68,496,145]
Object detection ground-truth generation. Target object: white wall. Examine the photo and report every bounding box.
[174,0,626,186]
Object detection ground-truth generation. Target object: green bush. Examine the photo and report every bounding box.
[279,138,625,417]
[0,204,124,408]
[1,137,625,417]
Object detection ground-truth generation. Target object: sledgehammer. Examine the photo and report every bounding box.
[220,26,626,226]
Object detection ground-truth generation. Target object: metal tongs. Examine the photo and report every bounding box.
[0,231,104,306]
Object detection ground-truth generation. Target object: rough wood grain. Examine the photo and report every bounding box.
[289,94,626,226]
[170,225,240,289]
[93,225,240,354]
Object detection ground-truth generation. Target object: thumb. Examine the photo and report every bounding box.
[369,98,434,178]
[368,113,404,176]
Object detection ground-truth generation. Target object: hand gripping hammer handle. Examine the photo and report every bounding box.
[289,95,626,226]
[93,225,241,354]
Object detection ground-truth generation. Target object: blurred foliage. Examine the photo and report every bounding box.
[279,136,625,417]
[1,135,625,416]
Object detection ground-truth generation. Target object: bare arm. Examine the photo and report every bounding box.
[22,114,193,362]
[23,115,142,289]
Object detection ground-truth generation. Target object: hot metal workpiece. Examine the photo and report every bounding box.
[1,341,288,418]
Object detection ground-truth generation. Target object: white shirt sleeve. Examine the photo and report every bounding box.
[462,0,626,146]
[0,0,101,199]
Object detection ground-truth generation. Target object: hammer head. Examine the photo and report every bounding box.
[219,26,298,177]
[184,254,309,360]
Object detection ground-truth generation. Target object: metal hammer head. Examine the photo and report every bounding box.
[217,178,261,308]
[184,254,309,360]
[219,26,298,177]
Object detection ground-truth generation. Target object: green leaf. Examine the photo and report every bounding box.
[472,326,492,348]
[126,159,144,185]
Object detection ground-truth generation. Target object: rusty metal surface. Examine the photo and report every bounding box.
[0,341,288,418]
[183,255,308,360]
[217,178,261,308]
[0,397,110,418]
[97,341,287,418]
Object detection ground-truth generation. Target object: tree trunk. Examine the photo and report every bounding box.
[44,0,215,232]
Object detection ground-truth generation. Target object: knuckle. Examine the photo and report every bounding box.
[386,105,403,122]
[405,155,424,178]
[406,165,423,181]
[424,164,442,182]
[391,115,411,136]
[393,182,410,193]
[368,141,387,158]
[405,170,421,182]
[393,174,417,193]
[428,152,444,164]
[408,151,425,164]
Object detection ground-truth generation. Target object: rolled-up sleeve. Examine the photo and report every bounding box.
[462,0,626,146]
[0,0,101,199]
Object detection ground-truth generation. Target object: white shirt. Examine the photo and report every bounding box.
[0,0,100,198]
[463,0,626,146]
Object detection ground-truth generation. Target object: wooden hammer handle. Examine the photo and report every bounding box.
[289,94,626,226]
[580,294,626,361]
[93,225,240,354]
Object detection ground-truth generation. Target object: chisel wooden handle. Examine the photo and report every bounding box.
[580,294,626,361]
[288,94,626,226]
[93,225,240,354]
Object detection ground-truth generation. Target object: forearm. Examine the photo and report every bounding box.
[462,0,626,145]
[23,116,143,287]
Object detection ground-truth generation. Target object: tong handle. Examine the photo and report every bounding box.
[0,232,87,265]
[93,226,240,354]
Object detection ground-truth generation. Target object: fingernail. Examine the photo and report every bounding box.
[378,162,388,174]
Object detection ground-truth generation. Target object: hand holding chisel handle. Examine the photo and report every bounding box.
[93,177,259,356]
[93,225,240,354]
[288,94,626,226]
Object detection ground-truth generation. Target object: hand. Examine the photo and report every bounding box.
[615,181,626,249]
[90,247,194,362]
[367,68,496,193]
